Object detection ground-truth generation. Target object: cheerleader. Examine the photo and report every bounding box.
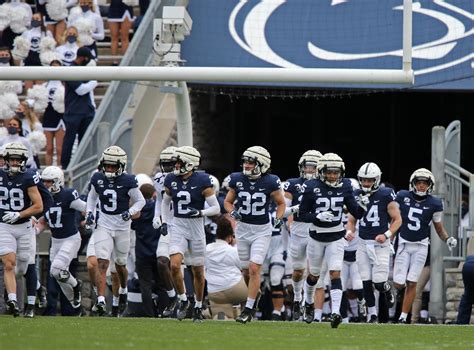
[108,0,135,65]
[56,26,80,66]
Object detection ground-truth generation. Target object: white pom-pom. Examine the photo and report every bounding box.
[40,37,57,52]
[28,130,47,154]
[68,6,83,24]
[40,51,62,66]
[0,93,20,112]
[46,0,68,21]
[0,100,14,120]
[0,4,11,31]
[12,36,31,61]
[52,85,65,114]
[122,0,138,6]
[10,6,30,34]
[0,81,23,95]
[75,17,95,46]
[27,85,49,114]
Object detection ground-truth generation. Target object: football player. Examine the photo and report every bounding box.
[224,146,286,324]
[36,166,86,313]
[0,142,43,317]
[85,146,145,315]
[393,168,457,323]
[283,149,322,320]
[298,153,365,328]
[160,146,220,322]
[346,162,402,323]
[152,146,178,317]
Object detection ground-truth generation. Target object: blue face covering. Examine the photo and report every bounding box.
[31,20,41,28]
[7,126,18,135]
[66,35,77,44]
[81,5,90,12]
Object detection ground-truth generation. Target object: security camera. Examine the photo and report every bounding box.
[162,6,192,38]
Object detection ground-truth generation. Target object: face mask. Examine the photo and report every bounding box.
[81,5,90,12]
[15,112,24,119]
[31,20,41,28]
[0,57,10,64]
[66,35,77,44]
[7,126,18,135]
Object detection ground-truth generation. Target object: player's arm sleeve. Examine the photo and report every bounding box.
[161,192,173,224]
[70,198,87,212]
[201,194,220,217]
[86,185,99,214]
[128,187,146,216]
[154,190,163,219]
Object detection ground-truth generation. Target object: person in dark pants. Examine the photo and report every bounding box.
[61,46,97,169]
[132,183,160,317]
[456,255,474,324]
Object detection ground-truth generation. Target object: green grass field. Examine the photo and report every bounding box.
[1,316,473,350]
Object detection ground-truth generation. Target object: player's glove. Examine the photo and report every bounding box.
[160,223,168,236]
[316,211,334,222]
[85,212,95,226]
[273,217,283,229]
[289,205,299,215]
[230,210,242,221]
[446,237,458,251]
[2,211,20,224]
[187,207,202,217]
[121,210,132,221]
[357,194,370,211]
[152,216,162,230]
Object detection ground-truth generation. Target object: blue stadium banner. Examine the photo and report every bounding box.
[182,0,473,90]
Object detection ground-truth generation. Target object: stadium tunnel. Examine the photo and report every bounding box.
[190,86,472,190]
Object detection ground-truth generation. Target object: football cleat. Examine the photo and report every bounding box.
[292,301,303,321]
[303,302,314,324]
[397,318,408,324]
[368,315,378,323]
[176,299,190,321]
[37,285,47,308]
[271,313,282,321]
[95,301,107,316]
[162,296,178,318]
[72,279,82,308]
[111,306,120,317]
[330,313,342,329]
[7,300,20,317]
[193,307,204,323]
[118,293,128,314]
[23,304,35,318]
[236,307,253,324]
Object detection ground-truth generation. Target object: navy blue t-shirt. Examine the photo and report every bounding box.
[164,172,213,218]
[355,187,396,240]
[396,190,444,242]
[228,172,281,225]
[132,199,160,259]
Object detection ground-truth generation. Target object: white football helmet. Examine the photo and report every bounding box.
[317,152,345,188]
[357,162,382,193]
[174,146,200,176]
[3,142,28,174]
[136,173,153,188]
[41,166,64,193]
[298,149,322,180]
[241,146,271,179]
[159,146,177,173]
[209,175,220,193]
[99,145,127,179]
[409,168,435,196]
